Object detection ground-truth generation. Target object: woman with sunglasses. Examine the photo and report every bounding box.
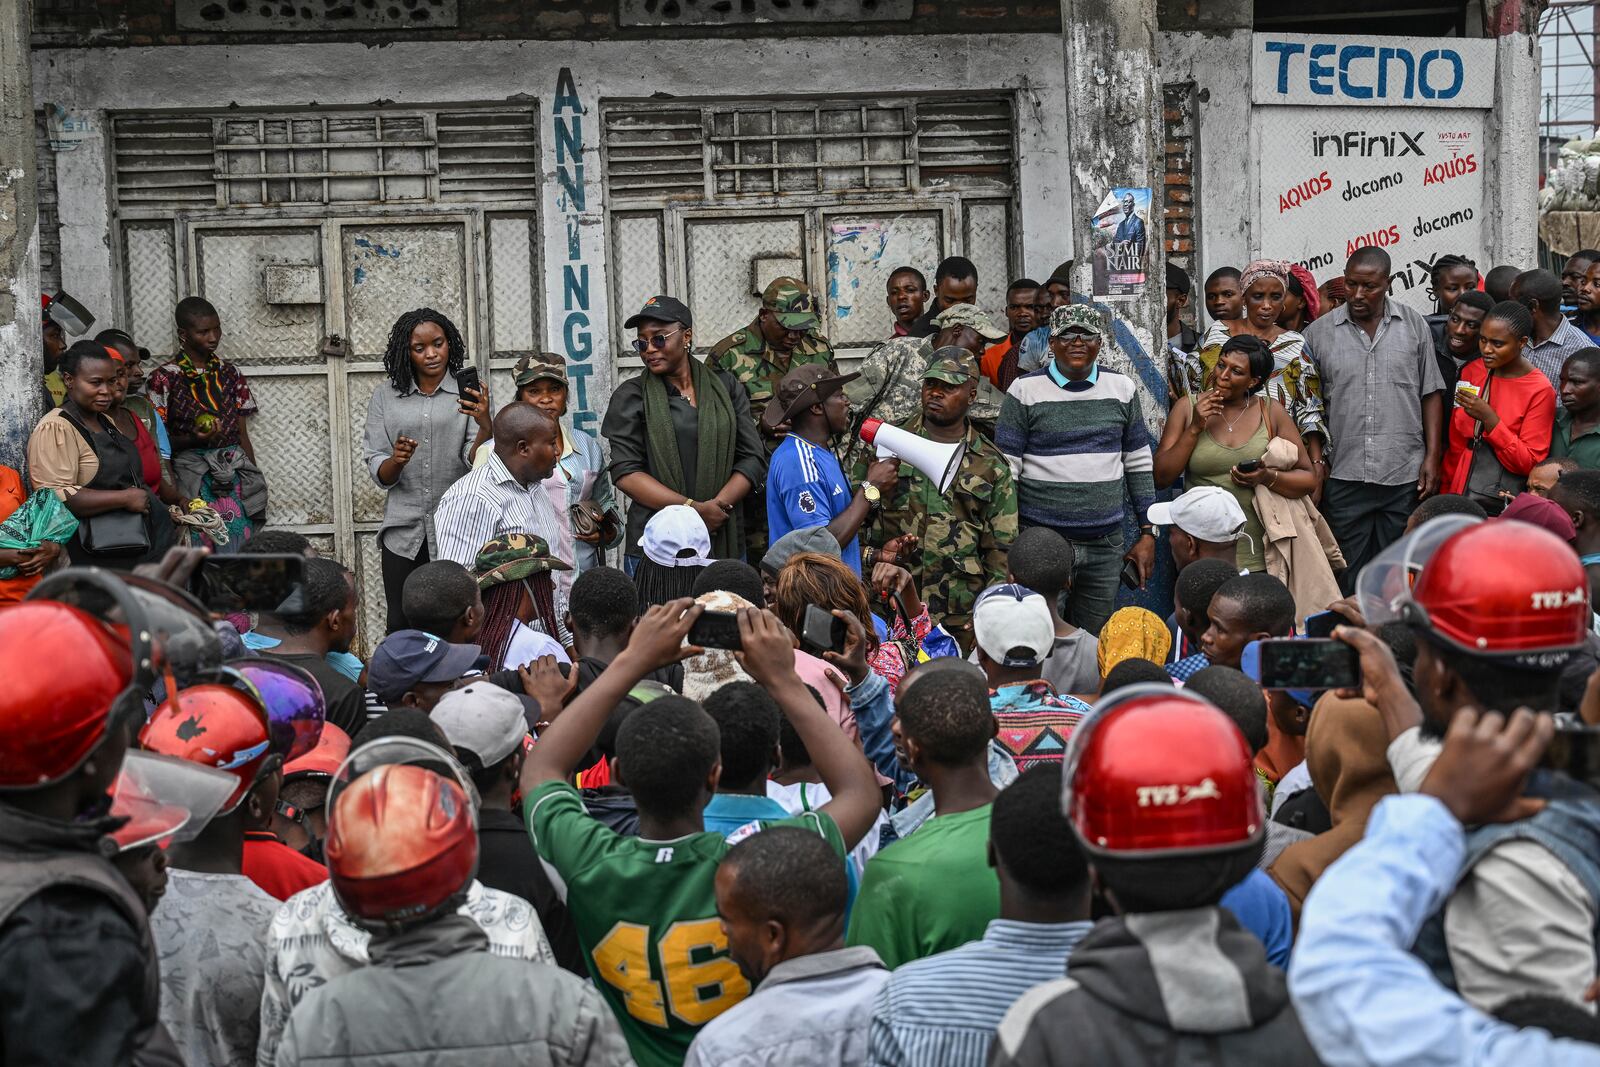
[601,295,766,568]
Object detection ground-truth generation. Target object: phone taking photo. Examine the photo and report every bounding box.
[1302,610,1339,639]
[800,604,848,655]
[455,366,482,402]
[189,553,305,614]
[687,609,743,651]
[1241,638,1360,691]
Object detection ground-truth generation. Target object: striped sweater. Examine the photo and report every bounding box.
[995,364,1156,538]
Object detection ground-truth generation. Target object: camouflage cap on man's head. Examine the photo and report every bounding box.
[762,277,820,331]
[922,346,980,385]
[1050,303,1105,339]
[932,302,1007,341]
[473,533,571,590]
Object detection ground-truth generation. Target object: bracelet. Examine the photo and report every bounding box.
[685,497,695,507]
[1268,469,1280,487]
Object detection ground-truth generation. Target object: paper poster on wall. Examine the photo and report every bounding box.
[1255,106,1485,313]
[1090,188,1152,301]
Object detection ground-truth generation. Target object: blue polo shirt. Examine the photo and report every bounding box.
[767,434,862,574]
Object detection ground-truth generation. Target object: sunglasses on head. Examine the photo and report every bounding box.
[631,326,686,353]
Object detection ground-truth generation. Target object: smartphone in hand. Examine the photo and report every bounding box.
[455,366,482,405]
[800,604,848,655]
[1241,638,1360,691]
[687,609,743,651]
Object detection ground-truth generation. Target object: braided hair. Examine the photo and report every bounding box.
[1430,254,1478,284]
[382,307,467,394]
[478,574,561,672]
[1485,299,1535,341]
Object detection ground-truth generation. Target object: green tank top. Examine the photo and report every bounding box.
[1187,405,1269,573]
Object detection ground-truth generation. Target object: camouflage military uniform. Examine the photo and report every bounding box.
[841,307,1007,470]
[709,277,836,558]
[852,412,1018,652]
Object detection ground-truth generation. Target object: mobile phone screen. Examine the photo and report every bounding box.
[1242,638,1360,691]
[191,554,305,614]
[687,610,743,651]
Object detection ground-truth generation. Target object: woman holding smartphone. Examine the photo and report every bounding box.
[363,307,492,631]
[1153,334,1317,573]
[1441,300,1556,506]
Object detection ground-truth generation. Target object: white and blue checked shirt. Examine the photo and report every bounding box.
[867,919,1093,1067]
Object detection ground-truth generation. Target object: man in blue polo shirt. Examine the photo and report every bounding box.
[764,364,899,576]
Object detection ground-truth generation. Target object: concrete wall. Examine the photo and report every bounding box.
[32,32,1075,412]
[1,0,41,472]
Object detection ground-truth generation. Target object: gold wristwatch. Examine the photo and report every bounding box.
[863,483,882,509]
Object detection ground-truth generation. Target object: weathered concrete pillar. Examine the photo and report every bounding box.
[1485,0,1541,270]
[0,0,40,472]
[1060,0,1165,363]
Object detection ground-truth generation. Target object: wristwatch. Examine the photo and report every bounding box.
[863,484,882,509]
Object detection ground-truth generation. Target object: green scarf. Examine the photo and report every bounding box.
[641,356,741,558]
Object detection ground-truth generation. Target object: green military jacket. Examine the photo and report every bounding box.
[851,414,1018,650]
[709,322,836,447]
[840,335,1004,469]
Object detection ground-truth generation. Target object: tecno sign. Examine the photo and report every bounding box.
[1253,33,1496,109]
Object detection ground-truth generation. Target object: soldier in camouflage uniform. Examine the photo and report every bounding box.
[710,277,837,559]
[851,346,1018,654]
[842,302,1008,470]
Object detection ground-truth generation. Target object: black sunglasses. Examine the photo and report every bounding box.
[631,326,686,353]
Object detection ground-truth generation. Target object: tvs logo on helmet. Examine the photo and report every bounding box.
[1137,777,1221,807]
[175,716,207,741]
[1531,587,1587,610]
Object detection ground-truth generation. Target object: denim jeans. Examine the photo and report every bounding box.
[1065,529,1125,637]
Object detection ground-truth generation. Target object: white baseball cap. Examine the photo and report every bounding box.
[973,584,1055,668]
[641,504,713,568]
[430,682,529,769]
[1147,486,1248,543]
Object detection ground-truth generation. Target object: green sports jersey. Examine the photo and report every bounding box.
[524,780,846,1067]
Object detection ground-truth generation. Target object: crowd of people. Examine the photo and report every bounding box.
[6,242,1600,1066]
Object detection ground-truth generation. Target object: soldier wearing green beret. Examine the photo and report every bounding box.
[851,346,1018,653]
[709,277,837,559]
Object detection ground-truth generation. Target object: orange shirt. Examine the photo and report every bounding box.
[0,467,40,604]
[980,339,1013,389]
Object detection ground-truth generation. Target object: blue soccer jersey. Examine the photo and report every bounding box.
[766,435,861,574]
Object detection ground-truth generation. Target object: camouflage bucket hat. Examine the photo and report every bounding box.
[474,533,572,590]
[932,302,1007,341]
[762,277,820,331]
[513,352,568,388]
[1050,303,1105,339]
[922,346,979,385]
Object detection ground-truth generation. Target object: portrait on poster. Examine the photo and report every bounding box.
[1091,188,1152,301]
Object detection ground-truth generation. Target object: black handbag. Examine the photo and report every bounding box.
[82,508,150,553]
[1463,376,1524,516]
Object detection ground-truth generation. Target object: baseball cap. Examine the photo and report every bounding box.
[431,682,528,769]
[624,295,692,330]
[1166,262,1192,296]
[762,363,861,431]
[366,630,482,704]
[932,303,1007,341]
[973,584,1055,668]
[512,352,567,388]
[761,526,841,576]
[642,504,713,568]
[1050,304,1105,339]
[762,277,821,331]
[922,346,979,384]
[1147,486,1248,543]
[474,533,572,590]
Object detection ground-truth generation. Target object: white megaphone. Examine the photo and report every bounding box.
[859,418,964,493]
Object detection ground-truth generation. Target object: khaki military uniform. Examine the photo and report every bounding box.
[842,336,1004,470]
[852,413,1018,652]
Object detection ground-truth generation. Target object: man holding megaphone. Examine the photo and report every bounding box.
[763,365,900,577]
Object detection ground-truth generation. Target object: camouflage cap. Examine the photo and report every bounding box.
[922,345,980,385]
[1050,303,1105,339]
[761,277,820,331]
[512,352,568,388]
[473,533,571,590]
[932,302,1007,341]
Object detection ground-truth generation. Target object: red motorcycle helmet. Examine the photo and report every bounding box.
[140,685,273,813]
[1362,518,1589,658]
[0,600,135,789]
[1064,685,1262,857]
[325,761,478,928]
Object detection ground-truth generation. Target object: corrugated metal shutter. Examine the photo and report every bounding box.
[112,115,216,212]
[603,109,706,202]
[915,98,1014,190]
[437,109,539,202]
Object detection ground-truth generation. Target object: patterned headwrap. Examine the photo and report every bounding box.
[1096,607,1173,677]
[1287,264,1321,322]
[1240,259,1294,294]
[1324,277,1349,302]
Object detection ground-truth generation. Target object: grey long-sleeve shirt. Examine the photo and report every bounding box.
[362,376,478,558]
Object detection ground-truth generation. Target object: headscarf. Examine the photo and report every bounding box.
[1239,259,1294,295]
[1323,277,1349,303]
[1287,264,1321,322]
[1096,607,1172,677]
[1268,694,1399,921]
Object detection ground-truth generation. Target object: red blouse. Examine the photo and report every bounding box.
[1441,361,1556,496]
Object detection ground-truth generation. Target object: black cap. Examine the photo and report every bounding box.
[1166,262,1191,296]
[624,295,693,330]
